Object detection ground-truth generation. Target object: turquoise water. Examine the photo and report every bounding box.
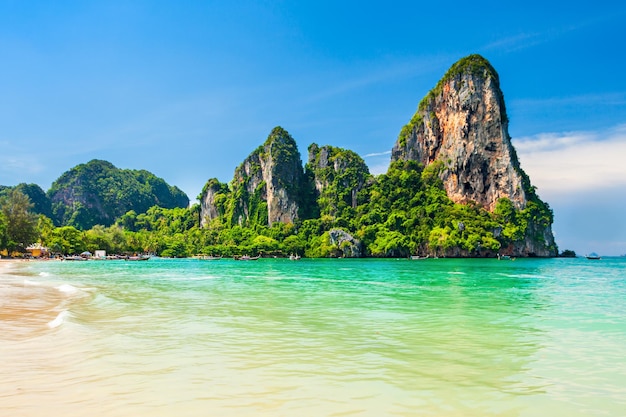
[1,257,625,416]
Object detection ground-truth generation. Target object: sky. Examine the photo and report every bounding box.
[1,1,625,256]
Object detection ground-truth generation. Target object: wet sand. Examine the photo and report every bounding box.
[0,260,69,338]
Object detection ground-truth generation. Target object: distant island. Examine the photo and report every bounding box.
[0,54,558,258]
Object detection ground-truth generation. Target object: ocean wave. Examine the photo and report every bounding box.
[57,284,80,294]
[47,310,69,329]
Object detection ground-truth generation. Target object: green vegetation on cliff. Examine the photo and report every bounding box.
[0,183,53,220]
[0,55,557,258]
[0,156,555,258]
[204,127,308,229]
[305,144,370,219]
[47,159,189,229]
[397,54,508,151]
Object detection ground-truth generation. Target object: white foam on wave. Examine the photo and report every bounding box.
[23,279,40,286]
[47,310,69,329]
[57,284,79,294]
[39,271,51,277]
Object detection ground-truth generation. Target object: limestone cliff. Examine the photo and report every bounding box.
[392,54,527,211]
[306,144,371,216]
[201,126,305,227]
[328,229,362,258]
[196,56,556,257]
[391,54,556,256]
[199,178,229,228]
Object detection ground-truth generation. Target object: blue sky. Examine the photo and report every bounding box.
[1,1,625,255]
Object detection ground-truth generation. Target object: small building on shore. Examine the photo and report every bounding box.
[26,244,50,258]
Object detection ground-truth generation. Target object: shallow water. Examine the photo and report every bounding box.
[1,257,625,416]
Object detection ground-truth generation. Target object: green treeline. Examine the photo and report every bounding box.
[0,153,556,258]
[0,55,559,258]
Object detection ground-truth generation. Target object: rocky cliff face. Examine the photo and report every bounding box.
[207,126,305,227]
[306,144,371,214]
[392,54,527,212]
[391,54,556,256]
[196,56,556,257]
[199,178,229,228]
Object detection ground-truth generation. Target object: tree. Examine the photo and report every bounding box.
[48,226,85,255]
[0,212,7,251]
[37,215,56,246]
[0,189,39,254]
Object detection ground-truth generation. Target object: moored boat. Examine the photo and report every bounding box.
[63,255,88,261]
[126,255,151,261]
[236,255,260,261]
[196,255,222,260]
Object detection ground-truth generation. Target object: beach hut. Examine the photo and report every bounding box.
[26,244,50,258]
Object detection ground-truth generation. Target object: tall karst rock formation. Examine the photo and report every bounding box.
[200,136,372,229]
[392,54,525,211]
[306,144,371,217]
[200,127,307,227]
[392,54,556,256]
[199,55,556,257]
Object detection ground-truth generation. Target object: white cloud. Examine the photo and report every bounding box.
[363,150,392,175]
[481,16,612,54]
[364,150,391,158]
[513,124,626,195]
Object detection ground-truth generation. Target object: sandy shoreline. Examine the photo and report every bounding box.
[0,258,39,276]
[0,259,69,336]
[0,258,20,272]
[0,257,57,266]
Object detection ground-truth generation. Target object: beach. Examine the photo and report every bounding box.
[0,259,70,338]
[2,257,625,416]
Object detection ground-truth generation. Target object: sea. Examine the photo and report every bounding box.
[1,257,625,417]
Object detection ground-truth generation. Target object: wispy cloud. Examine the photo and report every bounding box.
[362,149,392,175]
[364,150,391,158]
[511,92,626,108]
[482,32,546,53]
[0,154,45,177]
[481,15,612,54]
[300,55,451,104]
[514,124,626,195]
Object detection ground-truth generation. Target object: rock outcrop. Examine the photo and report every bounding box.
[199,178,229,227]
[392,54,526,212]
[197,55,557,257]
[47,159,189,229]
[306,144,371,215]
[201,127,306,227]
[391,54,556,256]
[328,229,362,258]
